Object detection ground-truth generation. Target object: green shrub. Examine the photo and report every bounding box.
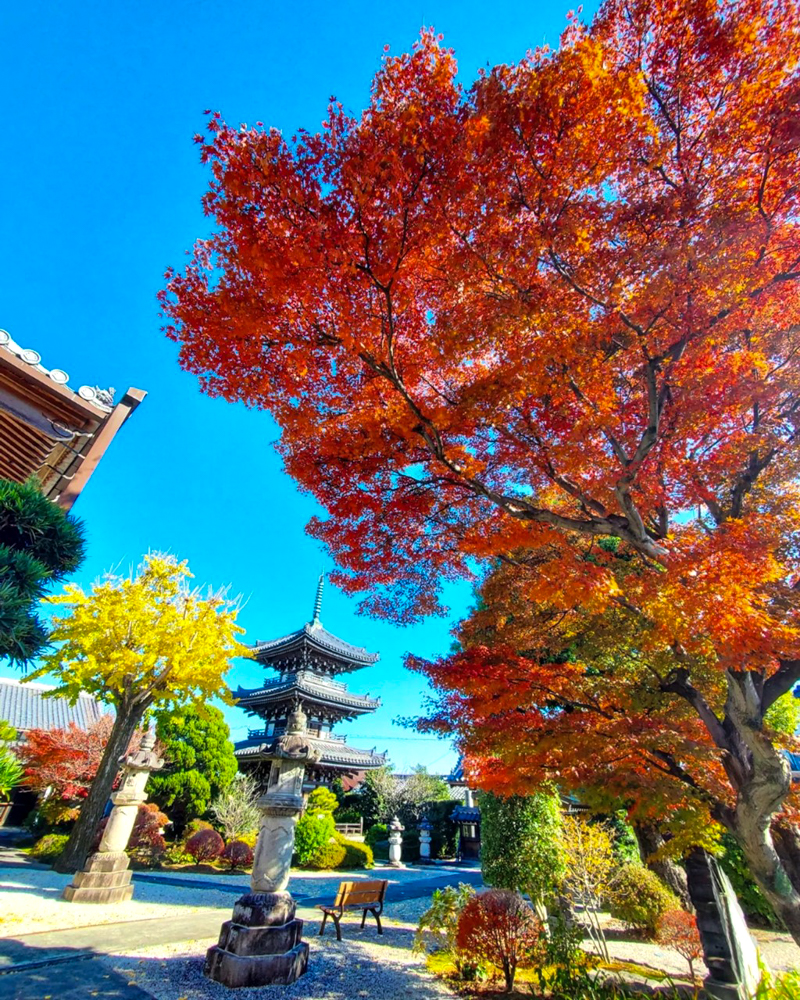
[413,883,476,967]
[609,864,678,936]
[162,842,192,866]
[30,833,70,864]
[294,811,335,867]
[307,839,347,870]
[333,807,361,824]
[335,835,374,869]
[307,786,338,814]
[365,822,387,846]
[478,791,563,905]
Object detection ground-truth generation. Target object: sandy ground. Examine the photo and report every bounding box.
[0,864,458,936]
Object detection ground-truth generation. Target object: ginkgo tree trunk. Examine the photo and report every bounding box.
[28,554,249,874]
[160,0,800,941]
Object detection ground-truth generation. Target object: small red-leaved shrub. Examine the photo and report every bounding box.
[185,827,224,863]
[221,839,254,870]
[130,803,169,854]
[456,889,541,992]
[657,909,703,981]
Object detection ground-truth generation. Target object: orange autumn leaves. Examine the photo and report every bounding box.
[162,0,800,747]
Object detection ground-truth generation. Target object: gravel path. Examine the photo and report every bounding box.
[104,915,456,1000]
[0,863,458,936]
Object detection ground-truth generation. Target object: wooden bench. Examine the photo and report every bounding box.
[317,879,388,941]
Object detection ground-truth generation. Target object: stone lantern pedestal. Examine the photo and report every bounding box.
[64,731,164,904]
[204,707,320,988]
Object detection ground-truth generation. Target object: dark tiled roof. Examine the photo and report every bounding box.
[234,734,386,770]
[235,673,380,715]
[253,621,378,667]
[0,677,105,733]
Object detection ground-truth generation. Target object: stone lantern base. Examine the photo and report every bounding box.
[204,891,309,988]
[63,851,134,904]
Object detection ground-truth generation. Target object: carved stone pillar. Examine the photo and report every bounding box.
[204,706,320,988]
[63,731,163,903]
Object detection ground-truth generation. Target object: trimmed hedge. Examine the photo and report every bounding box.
[336,835,374,869]
[307,840,347,870]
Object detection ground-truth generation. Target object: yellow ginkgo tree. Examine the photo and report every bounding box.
[27,553,250,874]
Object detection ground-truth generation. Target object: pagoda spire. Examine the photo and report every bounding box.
[311,573,324,625]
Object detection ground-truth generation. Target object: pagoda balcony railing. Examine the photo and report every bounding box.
[247,727,348,742]
[249,671,350,693]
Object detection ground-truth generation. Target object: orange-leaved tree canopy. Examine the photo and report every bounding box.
[161,0,800,938]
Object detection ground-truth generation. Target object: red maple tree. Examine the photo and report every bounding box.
[18,716,143,824]
[161,0,800,939]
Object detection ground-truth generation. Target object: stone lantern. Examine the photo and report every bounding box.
[64,729,164,903]
[418,816,433,862]
[204,704,321,988]
[388,815,405,867]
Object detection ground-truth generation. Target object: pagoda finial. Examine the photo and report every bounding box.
[312,573,324,625]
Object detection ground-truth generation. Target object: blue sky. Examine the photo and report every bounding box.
[0,0,597,773]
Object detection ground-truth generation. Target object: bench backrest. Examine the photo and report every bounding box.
[334,879,388,908]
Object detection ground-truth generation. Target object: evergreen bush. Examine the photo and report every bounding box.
[365,822,388,846]
[307,839,347,870]
[335,835,374,868]
[609,864,678,936]
[294,811,335,867]
[479,791,564,908]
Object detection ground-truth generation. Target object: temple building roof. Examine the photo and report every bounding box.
[0,329,145,509]
[234,670,380,720]
[250,576,378,675]
[235,732,387,773]
[0,677,105,740]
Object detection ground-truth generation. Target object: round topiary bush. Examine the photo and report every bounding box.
[609,864,679,936]
[221,839,255,870]
[185,827,224,864]
[307,839,347,870]
[29,832,70,865]
[335,835,374,869]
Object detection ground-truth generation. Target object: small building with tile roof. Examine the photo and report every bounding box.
[0,676,105,741]
[0,329,145,510]
[234,576,387,785]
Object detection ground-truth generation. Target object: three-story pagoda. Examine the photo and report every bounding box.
[234,577,387,785]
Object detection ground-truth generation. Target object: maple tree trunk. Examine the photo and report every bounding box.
[772,819,800,896]
[721,671,800,946]
[730,806,800,944]
[633,821,691,909]
[54,704,145,874]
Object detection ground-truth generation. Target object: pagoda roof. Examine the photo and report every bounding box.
[234,671,380,718]
[0,329,145,510]
[235,732,387,772]
[252,620,378,669]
